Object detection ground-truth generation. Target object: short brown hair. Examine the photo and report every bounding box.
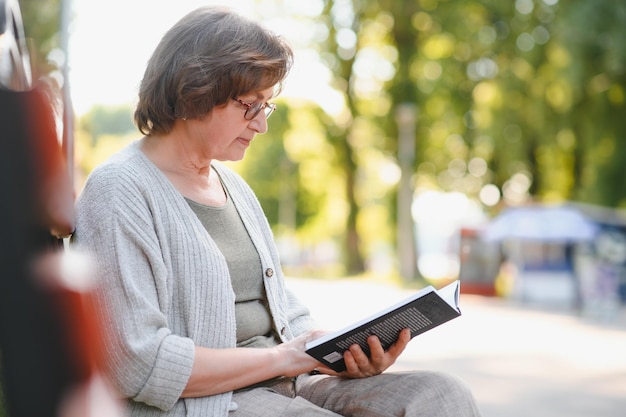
[134,7,293,136]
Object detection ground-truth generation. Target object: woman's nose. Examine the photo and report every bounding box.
[248,112,268,134]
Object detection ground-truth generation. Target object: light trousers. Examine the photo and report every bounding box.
[231,370,482,417]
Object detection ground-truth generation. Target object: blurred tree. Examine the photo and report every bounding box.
[59,0,626,282]
[74,131,135,183]
[474,0,570,203]
[315,0,366,274]
[234,100,355,275]
[73,104,136,189]
[555,0,626,207]
[308,0,626,278]
[460,0,626,209]
[375,0,421,280]
[79,104,136,144]
[18,0,61,77]
[233,102,294,230]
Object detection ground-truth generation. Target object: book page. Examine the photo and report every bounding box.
[437,280,461,311]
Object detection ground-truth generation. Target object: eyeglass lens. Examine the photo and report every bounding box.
[245,102,275,120]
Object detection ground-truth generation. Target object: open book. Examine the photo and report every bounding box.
[305,280,461,372]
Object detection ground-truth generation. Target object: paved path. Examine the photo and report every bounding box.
[286,277,626,417]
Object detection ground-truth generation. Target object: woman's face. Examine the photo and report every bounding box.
[183,86,275,162]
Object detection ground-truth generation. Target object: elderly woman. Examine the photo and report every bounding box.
[73,6,481,417]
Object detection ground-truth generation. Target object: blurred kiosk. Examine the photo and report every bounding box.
[459,228,500,296]
[482,205,599,307]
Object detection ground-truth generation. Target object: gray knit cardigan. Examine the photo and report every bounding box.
[73,141,315,417]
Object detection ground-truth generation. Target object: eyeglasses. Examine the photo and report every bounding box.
[233,98,277,120]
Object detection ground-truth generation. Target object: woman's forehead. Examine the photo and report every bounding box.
[240,86,276,101]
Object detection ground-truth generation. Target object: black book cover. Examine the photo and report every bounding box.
[305,280,461,372]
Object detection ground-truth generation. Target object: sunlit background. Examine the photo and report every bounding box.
[59,0,624,292]
[67,0,342,115]
[67,1,491,277]
[5,0,626,415]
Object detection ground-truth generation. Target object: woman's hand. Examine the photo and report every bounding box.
[272,329,329,377]
[317,328,412,379]
[185,329,329,397]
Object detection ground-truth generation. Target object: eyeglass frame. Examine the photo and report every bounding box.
[232,98,277,120]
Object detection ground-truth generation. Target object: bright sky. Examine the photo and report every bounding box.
[67,0,340,116]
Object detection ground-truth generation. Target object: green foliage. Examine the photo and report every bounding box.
[554,0,626,207]
[359,0,626,210]
[231,103,293,229]
[79,104,136,142]
[63,0,626,280]
[73,105,137,189]
[233,102,336,238]
[19,0,61,77]
[289,0,626,277]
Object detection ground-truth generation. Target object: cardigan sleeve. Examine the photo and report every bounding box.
[73,162,195,411]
